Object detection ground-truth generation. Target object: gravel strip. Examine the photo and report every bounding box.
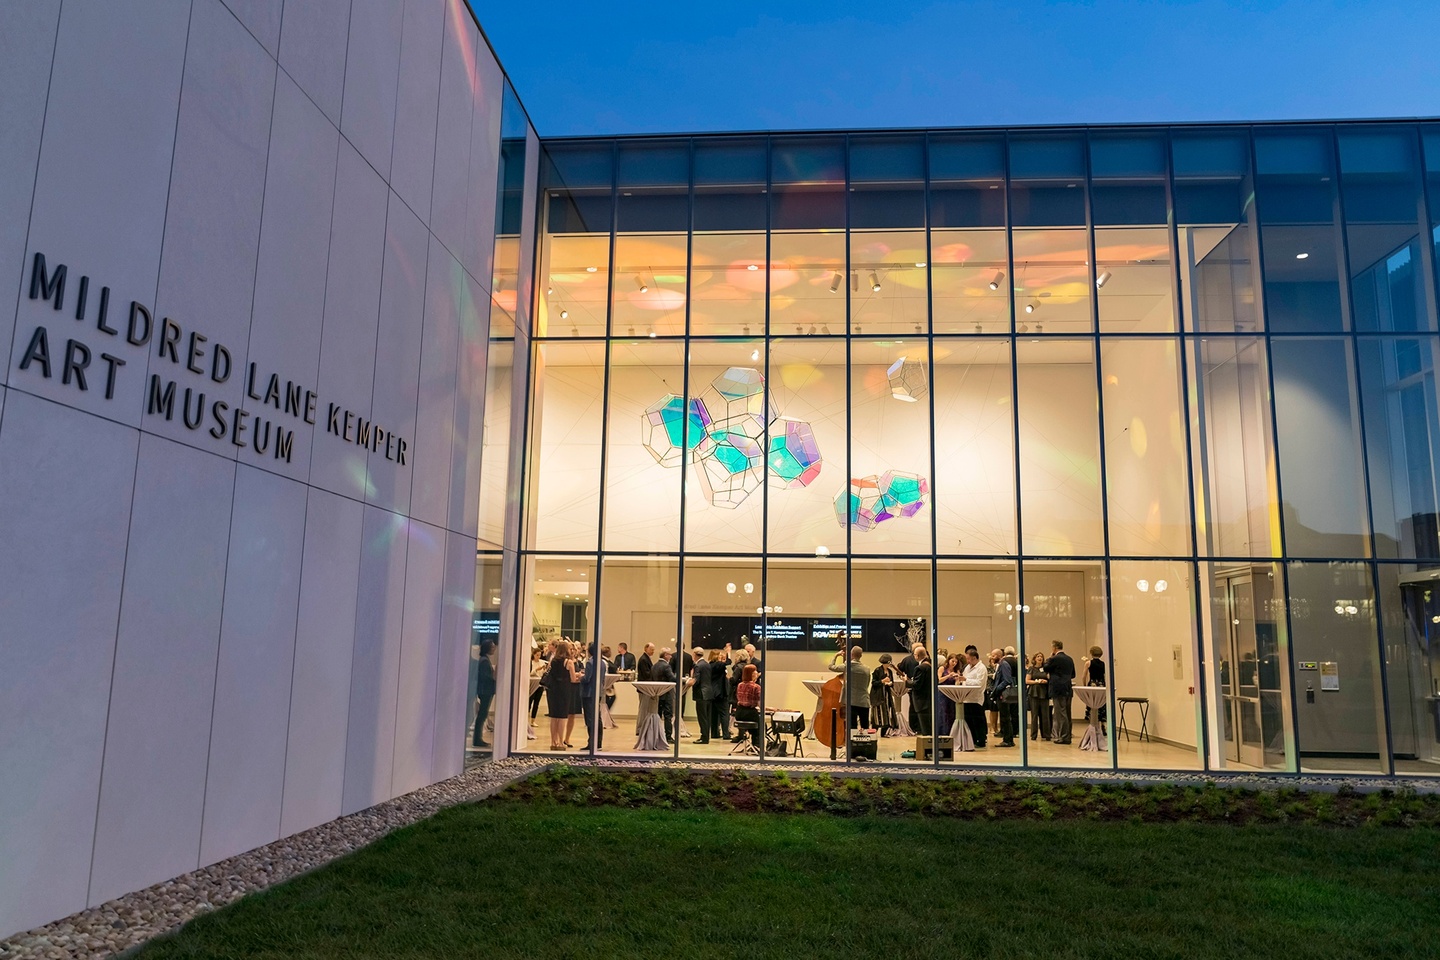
[0,757,545,960]
[6,753,1434,960]
[560,755,1440,794]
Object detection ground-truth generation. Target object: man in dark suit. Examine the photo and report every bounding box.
[609,643,636,712]
[910,650,933,737]
[637,642,655,681]
[580,641,607,751]
[680,647,698,736]
[1044,640,1076,744]
[653,647,676,741]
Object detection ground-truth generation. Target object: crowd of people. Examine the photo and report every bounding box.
[508,635,1108,755]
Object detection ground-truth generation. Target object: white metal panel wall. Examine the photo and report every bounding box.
[0,0,514,938]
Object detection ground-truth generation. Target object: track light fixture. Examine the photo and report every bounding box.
[829,271,842,293]
[1096,271,1112,289]
[1025,301,1038,314]
[989,271,1005,291]
[869,271,881,292]
[634,274,648,293]
[560,309,569,319]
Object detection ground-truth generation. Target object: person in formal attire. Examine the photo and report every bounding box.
[989,648,1016,747]
[1026,652,1051,741]
[1044,640,1076,744]
[1085,645,1108,733]
[581,641,608,751]
[614,642,637,673]
[910,649,933,736]
[709,649,732,741]
[936,654,961,739]
[734,664,763,750]
[637,642,655,681]
[960,649,989,748]
[526,645,546,740]
[870,653,899,735]
[828,645,871,729]
[1001,645,1021,745]
[680,646,699,736]
[899,643,923,682]
[653,648,676,741]
[546,641,581,750]
[690,649,712,743]
[471,642,496,748]
[728,650,751,741]
[744,643,763,678]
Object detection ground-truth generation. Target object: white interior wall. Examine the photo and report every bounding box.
[531,356,1181,558]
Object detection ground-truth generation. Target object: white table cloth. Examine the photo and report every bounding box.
[939,684,986,751]
[1075,686,1109,751]
[600,673,620,729]
[892,685,914,737]
[801,679,829,740]
[630,681,674,751]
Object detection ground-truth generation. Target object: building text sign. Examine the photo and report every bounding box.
[14,253,409,465]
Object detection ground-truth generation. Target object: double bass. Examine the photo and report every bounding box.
[814,652,848,756]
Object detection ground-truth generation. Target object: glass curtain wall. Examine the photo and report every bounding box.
[502,123,1440,778]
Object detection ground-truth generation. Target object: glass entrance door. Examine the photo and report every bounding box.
[1219,574,1266,767]
[1397,580,1440,765]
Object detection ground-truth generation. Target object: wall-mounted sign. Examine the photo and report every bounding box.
[15,253,411,464]
[1298,661,1318,670]
[1320,661,1340,691]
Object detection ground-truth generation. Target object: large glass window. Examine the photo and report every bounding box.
[849,339,934,556]
[498,126,1440,779]
[1016,339,1104,555]
[1188,338,1281,557]
[1341,128,1435,333]
[1109,560,1203,770]
[766,338,847,556]
[684,339,766,554]
[1255,129,1346,333]
[537,143,613,338]
[1358,337,1440,560]
[1101,338,1191,556]
[1270,337,1371,557]
[490,82,528,330]
[929,135,1009,334]
[602,340,684,552]
[1288,561,1387,774]
[933,339,1016,555]
[525,341,606,551]
[1174,129,1261,333]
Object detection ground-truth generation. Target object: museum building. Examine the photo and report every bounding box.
[4,0,1440,941]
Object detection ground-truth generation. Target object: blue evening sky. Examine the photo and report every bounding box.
[472,0,1440,136]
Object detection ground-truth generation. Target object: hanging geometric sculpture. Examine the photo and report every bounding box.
[696,425,765,509]
[834,470,929,531]
[887,356,928,403]
[834,476,885,531]
[877,469,929,519]
[640,365,825,510]
[768,417,823,488]
[700,365,768,430]
[641,394,714,466]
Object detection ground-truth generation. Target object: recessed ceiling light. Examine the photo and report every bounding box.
[915,261,927,268]
[585,265,598,272]
[566,568,572,572]
[1296,252,1310,259]
[746,263,758,271]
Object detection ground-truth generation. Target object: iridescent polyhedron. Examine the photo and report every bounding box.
[877,469,929,519]
[834,476,884,531]
[696,419,765,509]
[767,417,823,488]
[641,394,713,466]
[886,356,928,402]
[700,366,768,435]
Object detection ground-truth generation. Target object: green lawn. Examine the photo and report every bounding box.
[136,797,1440,960]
